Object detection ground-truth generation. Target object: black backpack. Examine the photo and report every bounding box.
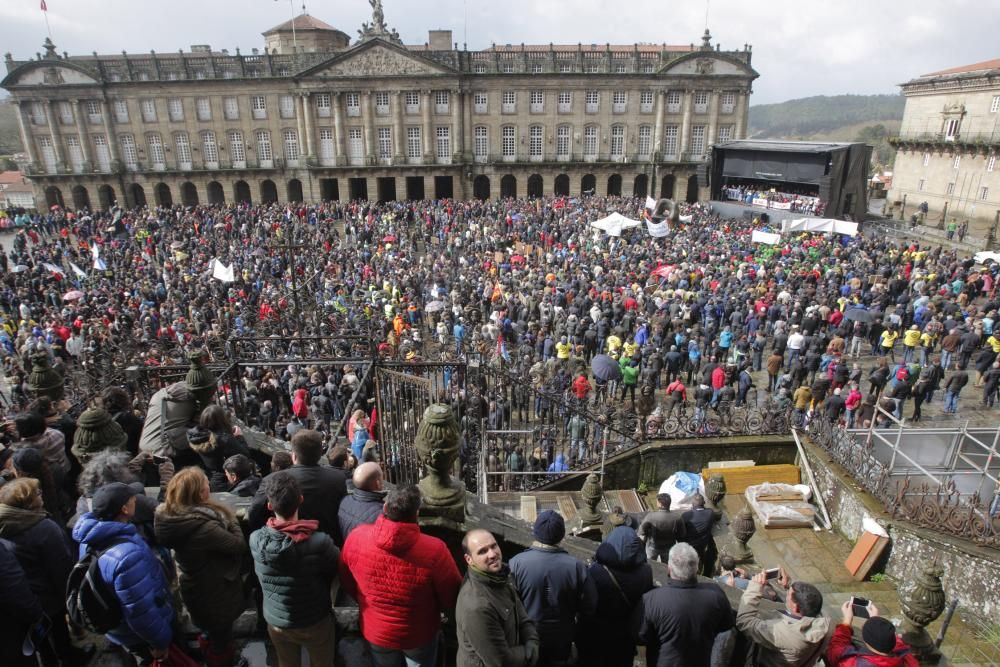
[66,540,127,634]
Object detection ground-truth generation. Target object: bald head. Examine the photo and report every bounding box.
[352,462,384,492]
[462,529,503,574]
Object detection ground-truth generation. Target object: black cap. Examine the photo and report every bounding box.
[862,617,897,654]
[91,482,139,521]
[532,510,566,545]
[12,446,44,474]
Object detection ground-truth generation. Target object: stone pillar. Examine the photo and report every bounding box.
[734,91,747,139]
[295,95,306,163]
[706,90,719,156]
[462,89,473,161]
[362,92,375,161]
[366,175,378,202]
[13,100,37,165]
[392,91,404,162]
[332,92,345,165]
[452,89,463,162]
[71,99,90,167]
[421,89,433,160]
[44,101,64,167]
[679,90,692,162]
[301,93,314,158]
[100,100,118,162]
[653,90,665,159]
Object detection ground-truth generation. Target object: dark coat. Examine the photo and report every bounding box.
[249,463,348,545]
[633,578,735,667]
[0,538,44,665]
[190,431,252,492]
[153,505,247,635]
[681,507,715,549]
[456,566,539,667]
[0,504,74,614]
[578,527,654,667]
[637,508,687,552]
[337,487,386,542]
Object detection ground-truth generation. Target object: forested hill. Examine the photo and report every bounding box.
[748,94,905,139]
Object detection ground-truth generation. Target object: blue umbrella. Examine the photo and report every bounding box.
[591,354,623,382]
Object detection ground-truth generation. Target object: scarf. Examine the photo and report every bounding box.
[267,517,318,543]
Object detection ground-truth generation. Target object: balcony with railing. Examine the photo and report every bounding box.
[890,129,1000,148]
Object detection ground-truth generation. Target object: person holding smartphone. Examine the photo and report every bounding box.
[825,600,918,666]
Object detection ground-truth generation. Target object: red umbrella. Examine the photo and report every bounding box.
[650,264,675,279]
[383,235,397,242]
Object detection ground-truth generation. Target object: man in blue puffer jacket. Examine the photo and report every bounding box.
[72,482,174,663]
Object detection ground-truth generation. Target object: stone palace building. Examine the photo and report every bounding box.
[2,2,757,210]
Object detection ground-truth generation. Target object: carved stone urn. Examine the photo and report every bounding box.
[728,506,756,563]
[28,351,64,401]
[705,473,727,519]
[575,472,605,542]
[414,403,466,522]
[899,562,946,663]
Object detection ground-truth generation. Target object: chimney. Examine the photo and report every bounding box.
[428,30,452,51]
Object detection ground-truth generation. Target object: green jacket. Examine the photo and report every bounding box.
[622,364,640,386]
[456,567,538,667]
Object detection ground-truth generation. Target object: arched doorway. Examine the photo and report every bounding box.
[581,174,596,195]
[180,182,199,206]
[129,183,147,208]
[633,174,648,198]
[287,178,303,203]
[44,186,64,209]
[554,174,570,196]
[97,185,116,210]
[261,179,278,204]
[686,174,699,203]
[473,175,490,200]
[71,185,90,211]
[527,174,543,199]
[234,180,252,204]
[154,183,172,207]
[607,174,622,197]
[660,174,676,199]
[207,181,224,205]
[500,174,517,199]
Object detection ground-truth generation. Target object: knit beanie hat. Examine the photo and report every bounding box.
[862,617,897,654]
[73,408,127,463]
[533,510,566,545]
[12,446,44,475]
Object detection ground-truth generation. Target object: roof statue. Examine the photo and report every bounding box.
[358,0,402,45]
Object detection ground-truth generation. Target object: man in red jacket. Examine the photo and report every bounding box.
[340,485,462,666]
[826,600,918,667]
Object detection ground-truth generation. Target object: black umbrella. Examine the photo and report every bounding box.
[591,354,623,382]
[844,308,875,324]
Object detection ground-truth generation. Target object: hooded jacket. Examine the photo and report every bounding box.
[249,518,340,629]
[825,624,918,667]
[0,503,74,613]
[456,565,539,667]
[71,513,174,650]
[138,382,198,457]
[337,487,386,542]
[736,579,831,667]
[189,431,252,491]
[340,514,462,650]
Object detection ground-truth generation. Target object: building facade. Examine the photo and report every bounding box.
[1,4,757,210]
[887,59,1000,237]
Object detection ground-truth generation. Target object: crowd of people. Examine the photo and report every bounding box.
[722,183,826,216]
[1,188,997,665]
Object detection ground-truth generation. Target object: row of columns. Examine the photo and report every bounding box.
[15,98,119,172]
[650,89,748,158]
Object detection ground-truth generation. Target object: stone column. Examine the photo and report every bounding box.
[421,89,433,160]
[679,90,692,162]
[100,100,118,162]
[706,90,719,156]
[452,89,463,162]
[71,99,90,167]
[392,91,404,162]
[301,93,314,158]
[362,92,375,161]
[462,89,473,162]
[653,90,665,159]
[44,101,64,167]
[295,95,306,164]
[13,101,37,165]
[332,92,345,165]
[734,91,747,139]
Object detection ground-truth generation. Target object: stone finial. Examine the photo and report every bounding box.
[414,403,466,522]
[578,473,604,526]
[705,473,727,517]
[700,29,713,50]
[28,351,64,401]
[42,37,59,59]
[899,562,946,662]
[727,506,756,563]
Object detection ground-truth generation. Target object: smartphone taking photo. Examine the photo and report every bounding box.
[851,596,871,618]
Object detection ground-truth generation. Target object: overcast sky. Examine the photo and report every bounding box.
[2,0,997,105]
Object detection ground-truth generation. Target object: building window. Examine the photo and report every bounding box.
[255,130,272,165]
[66,136,83,172]
[531,63,543,74]
[348,127,364,164]
[663,125,678,156]
[147,133,165,169]
[585,90,599,114]
[502,62,515,74]
[982,186,990,201]
[252,95,267,120]
[693,91,709,113]
[992,96,1000,113]
[228,131,245,165]
[917,179,925,191]
[641,63,654,73]
[119,133,138,170]
[988,155,997,172]
[585,64,599,73]
[86,101,102,124]
[345,93,360,117]
[954,155,961,169]
[923,152,930,166]
[558,91,572,113]
[140,99,157,123]
[202,131,218,166]
[279,95,295,119]
[375,92,390,115]
[218,97,237,121]
[502,125,516,161]
[720,92,736,114]
[93,135,111,172]
[113,100,129,123]
[690,125,706,154]
[473,126,488,163]
[612,91,627,113]
[436,126,451,163]
[717,125,733,144]
[377,126,392,161]
[559,63,572,73]
[38,136,57,172]
[502,91,516,114]
[196,97,212,121]
[640,91,654,113]
[945,118,960,140]
[283,129,299,162]
[583,125,598,159]
[175,133,192,168]
[434,91,449,114]
[319,128,334,165]
[610,125,625,159]
[529,125,543,161]
[946,182,955,195]
[638,125,651,158]
[168,98,184,122]
[316,93,331,118]
[30,101,47,125]
[556,125,570,159]
[58,101,74,125]
[474,92,488,114]
[614,63,627,74]
[473,63,487,74]
[193,70,207,80]
[407,126,422,161]
[666,91,681,113]
[530,90,544,113]
[405,91,420,114]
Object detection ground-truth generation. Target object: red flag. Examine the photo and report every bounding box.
[40,0,47,11]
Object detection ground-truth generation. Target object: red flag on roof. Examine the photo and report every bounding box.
[41,0,47,11]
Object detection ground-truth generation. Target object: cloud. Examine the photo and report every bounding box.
[1,0,996,105]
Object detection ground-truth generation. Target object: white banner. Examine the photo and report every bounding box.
[42,262,64,275]
[645,196,657,210]
[646,219,670,238]
[69,262,87,278]
[211,258,235,282]
[752,197,769,207]
[771,201,792,211]
[751,230,782,245]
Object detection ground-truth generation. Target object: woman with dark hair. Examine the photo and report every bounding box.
[192,405,252,492]
[101,386,144,455]
[12,411,71,487]
[154,467,246,667]
[10,447,65,523]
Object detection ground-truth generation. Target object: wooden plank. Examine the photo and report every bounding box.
[845,531,890,581]
[708,459,756,469]
[701,464,801,494]
[520,496,537,524]
[604,489,645,514]
[556,495,578,522]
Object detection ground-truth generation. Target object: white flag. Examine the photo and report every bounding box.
[70,262,87,278]
[212,259,235,283]
[42,262,65,275]
[645,196,657,210]
[646,219,670,238]
[751,229,782,245]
